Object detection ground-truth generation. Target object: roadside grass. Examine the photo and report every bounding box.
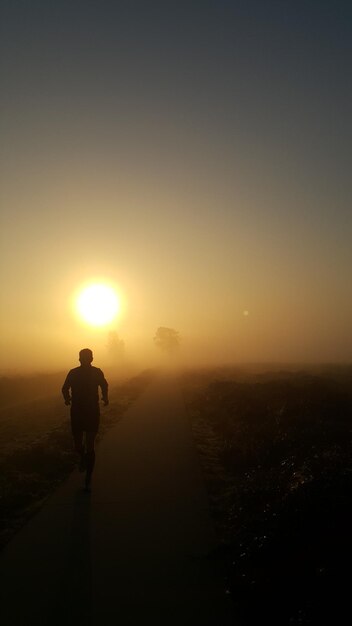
[183,366,352,625]
[0,370,155,550]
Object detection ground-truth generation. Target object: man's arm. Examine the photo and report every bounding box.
[99,370,109,405]
[61,371,72,405]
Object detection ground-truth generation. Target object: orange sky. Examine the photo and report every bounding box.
[1,1,351,372]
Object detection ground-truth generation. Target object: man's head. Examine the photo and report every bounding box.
[79,348,93,366]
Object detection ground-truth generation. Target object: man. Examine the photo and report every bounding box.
[62,348,109,491]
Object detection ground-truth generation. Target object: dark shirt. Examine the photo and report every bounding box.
[62,365,108,409]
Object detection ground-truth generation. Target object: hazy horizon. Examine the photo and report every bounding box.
[1,1,351,373]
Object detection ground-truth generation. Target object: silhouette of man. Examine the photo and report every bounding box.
[62,348,109,490]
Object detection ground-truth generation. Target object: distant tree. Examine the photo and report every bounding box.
[106,331,125,361]
[153,327,180,354]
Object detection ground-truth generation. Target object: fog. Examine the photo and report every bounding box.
[1,1,351,375]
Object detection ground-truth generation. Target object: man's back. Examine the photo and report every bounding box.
[62,366,108,408]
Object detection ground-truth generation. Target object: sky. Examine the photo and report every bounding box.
[1,0,351,372]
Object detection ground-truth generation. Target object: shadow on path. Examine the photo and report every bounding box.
[52,488,92,626]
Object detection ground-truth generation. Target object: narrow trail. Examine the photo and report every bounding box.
[0,375,234,625]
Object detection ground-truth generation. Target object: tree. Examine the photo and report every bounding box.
[106,331,125,361]
[153,327,180,354]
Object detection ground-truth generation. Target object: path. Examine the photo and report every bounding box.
[0,375,233,625]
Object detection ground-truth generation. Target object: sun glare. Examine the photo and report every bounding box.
[76,284,120,327]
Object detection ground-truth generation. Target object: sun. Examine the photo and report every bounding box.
[76,284,120,327]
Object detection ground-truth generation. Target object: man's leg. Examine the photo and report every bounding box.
[73,430,86,471]
[85,431,96,489]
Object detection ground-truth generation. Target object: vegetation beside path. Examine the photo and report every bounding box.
[0,370,155,550]
[182,365,352,626]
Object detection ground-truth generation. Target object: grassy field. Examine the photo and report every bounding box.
[0,369,154,550]
[2,364,351,624]
[182,364,352,626]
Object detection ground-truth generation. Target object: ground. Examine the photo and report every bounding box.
[0,369,154,549]
[1,364,351,624]
[0,373,233,626]
[182,364,352,625]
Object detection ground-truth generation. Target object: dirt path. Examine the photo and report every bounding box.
[0,375,233,625]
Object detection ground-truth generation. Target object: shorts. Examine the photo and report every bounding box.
[70,405,100,435]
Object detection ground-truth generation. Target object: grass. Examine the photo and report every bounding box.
[182,365,352,625]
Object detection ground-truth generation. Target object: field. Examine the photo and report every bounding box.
[1,364,351,624]
[182,365,352,625]
[0,369,154,550]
